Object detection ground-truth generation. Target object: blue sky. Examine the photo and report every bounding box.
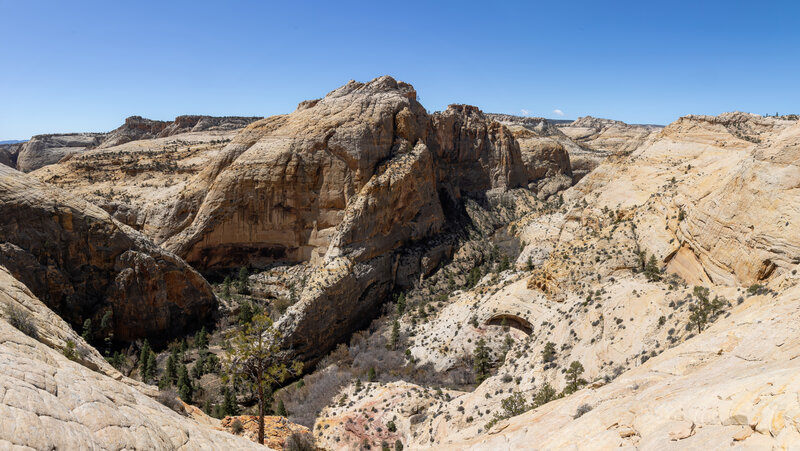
[1,1,798,139]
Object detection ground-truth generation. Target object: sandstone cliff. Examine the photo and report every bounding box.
[0,164,217,345]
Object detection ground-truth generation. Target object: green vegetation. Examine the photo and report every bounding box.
[563,361,587,395]
[688,286,726,333]
[223,312,302,445]
[473,338,491,384]
[541,341,556,364]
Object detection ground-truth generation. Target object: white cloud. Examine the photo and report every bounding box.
[520,109,530,116]
[553,109,565,117]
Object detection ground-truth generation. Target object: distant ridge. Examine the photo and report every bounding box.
[0,140,25,145]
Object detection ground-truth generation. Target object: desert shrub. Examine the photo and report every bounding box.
[283,432,316,451]
[231,419,244,434]
[4,303,38,339]
[574,403,592,418]
[157,387,185,414]
[62,340,79,361]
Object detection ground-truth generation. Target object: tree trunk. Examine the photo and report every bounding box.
[257,383,265,445]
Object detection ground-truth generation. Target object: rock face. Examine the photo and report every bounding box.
[0,164,217,345]
[487,114,574,196]
[0,142,22,168]
[16,115,260,172]
[170,77,532,367]
[0,265,264,450]
[17,133,106,172]
[558,115,662,180]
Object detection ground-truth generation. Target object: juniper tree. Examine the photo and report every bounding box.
[563,361,586,394]
[541,342,556,364]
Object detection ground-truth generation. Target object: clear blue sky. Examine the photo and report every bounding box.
[1,0,798,139]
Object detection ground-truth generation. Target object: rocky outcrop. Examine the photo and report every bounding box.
[0,267,264,450]
[486,113,575,192]
[0,142,22,168]
[16,116,260,172]
[220,416,312,448]
[309,111,800,450]
[17,133,106,172]
[163,78,533,272]
[0,164,217,345]
[99,115,261,148]
[558,115,662,180]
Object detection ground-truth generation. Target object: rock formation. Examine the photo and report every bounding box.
[310,111,800,449]
[0,164,217,345]
[29,76,574,372]
[0,265,263,450]
[0,142,22,168]
[558,115,662,180]
[16,115,260,172]
[17,133,106,172]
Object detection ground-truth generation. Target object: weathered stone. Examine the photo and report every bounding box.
[0,165,216,345]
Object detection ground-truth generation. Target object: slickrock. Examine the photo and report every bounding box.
[0,164,217,345]
[558,115,662,180]
[0,266,265,450]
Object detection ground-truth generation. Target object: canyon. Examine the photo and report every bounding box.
[1,76,799,450]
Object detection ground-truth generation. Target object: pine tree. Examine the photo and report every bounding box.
[473,338,491,384]
[222,276,232,299]
[237,300,254,324]
[164,354,177,385]
[81,318,92,342]
[396,292,406,315]
[389,319,400,350]
[177,364,193,403]
[139,340,151,371]
[222,385,239,416]
[276,399,288,417]
[541,342,556,364]
[237,266,250,295]
[644,254,661,281]
[144,351,157,383]
[533,382,557,407]
[367,367,376,382]
[195,326,208,350]
[223,313,302,444]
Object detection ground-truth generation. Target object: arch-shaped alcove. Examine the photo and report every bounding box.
[485,313,533,335]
